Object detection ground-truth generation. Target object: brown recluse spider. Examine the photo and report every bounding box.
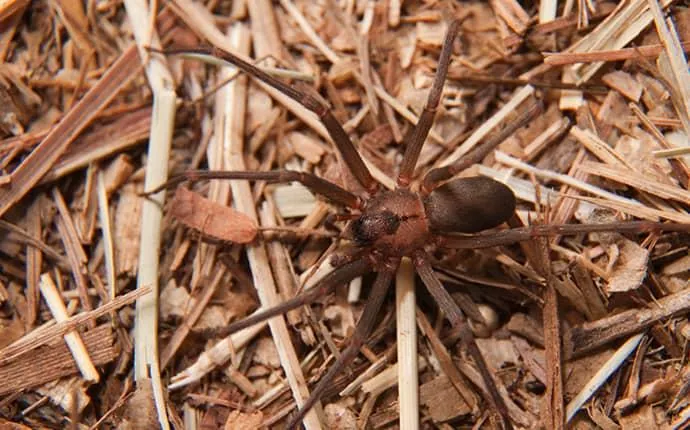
[146,21,690,429]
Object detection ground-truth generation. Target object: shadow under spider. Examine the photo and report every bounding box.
[146,20,690,430]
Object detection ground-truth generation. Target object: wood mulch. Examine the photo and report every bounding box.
[0,0,689,428]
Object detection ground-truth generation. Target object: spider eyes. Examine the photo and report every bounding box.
[424,177,516,233]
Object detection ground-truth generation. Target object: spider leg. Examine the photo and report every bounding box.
[414,250,513,430]
[285,267,397,429]
[209,258,372,338]
[142,169,361,209]
[438,220,690,249]
[506,215,565,429]
[421,101,543,194]
[156,46,377,193]
[397,20,459,187]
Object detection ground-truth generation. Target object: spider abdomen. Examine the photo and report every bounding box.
[424,176,516,233]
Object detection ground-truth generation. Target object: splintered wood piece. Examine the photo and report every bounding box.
[568,287,690,357]
[39,273,99,382]
[601,70,643,101]
[114,183,142,276]
[0,324,116,396]
[170,187,258,243]
[0,286,150,366]
[0,46,140,218]
[419,375,472,423]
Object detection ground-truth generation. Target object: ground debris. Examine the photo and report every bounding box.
[1,1,689,429]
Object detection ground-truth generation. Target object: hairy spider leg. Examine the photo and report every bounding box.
[154,45,377,193]
[285,268,397,429]
[142,170,362,209]
[438,220,690,249]
[211,258,372,338]
[422,101,543,194]
[397,20,460,187]
[415,250,513,430]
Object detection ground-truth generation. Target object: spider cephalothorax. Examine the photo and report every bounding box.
[347,189,428,253]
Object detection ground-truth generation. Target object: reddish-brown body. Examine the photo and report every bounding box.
[345,176,517,260]
[348,189,429,257]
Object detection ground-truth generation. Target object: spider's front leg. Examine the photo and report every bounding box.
[152,44,378,194]
[141,169,362,209]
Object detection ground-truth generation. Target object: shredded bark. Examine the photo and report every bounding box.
[0,1,689,429]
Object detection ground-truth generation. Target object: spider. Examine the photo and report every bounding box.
[148,20,690,429]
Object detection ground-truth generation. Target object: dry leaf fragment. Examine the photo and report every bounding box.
[397,29,417,69]
[273,182,317,218]
[195,306,233,331]
[159,281,191,321]
[102,154,134,195]
[420,375,472,423]
[252,337,281,369]
[285,131,326,164]
[618,404,659,430]
[324,400,358,429]
[661,254,690,275]
[605,238,650,294]
[416,21,447,46]
[602,70,643,102]
[224,410,264,430]
[170,187,257,243]
[323,299,356,338]
[122,380,157,429]
[35,377,90,414]
[113,183,141,276]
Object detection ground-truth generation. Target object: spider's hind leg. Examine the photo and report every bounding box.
[285,267,397,429]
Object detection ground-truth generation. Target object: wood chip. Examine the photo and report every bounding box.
[0,324,116,396]
[5,1,690,428]
[602,70,644,101]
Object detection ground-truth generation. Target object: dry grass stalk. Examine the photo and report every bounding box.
[38,273,99,382]
[122,0,177,428]
[395,258,418,429]
[222,23,322,429]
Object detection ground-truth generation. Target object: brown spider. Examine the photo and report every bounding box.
[148,21,690,429]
